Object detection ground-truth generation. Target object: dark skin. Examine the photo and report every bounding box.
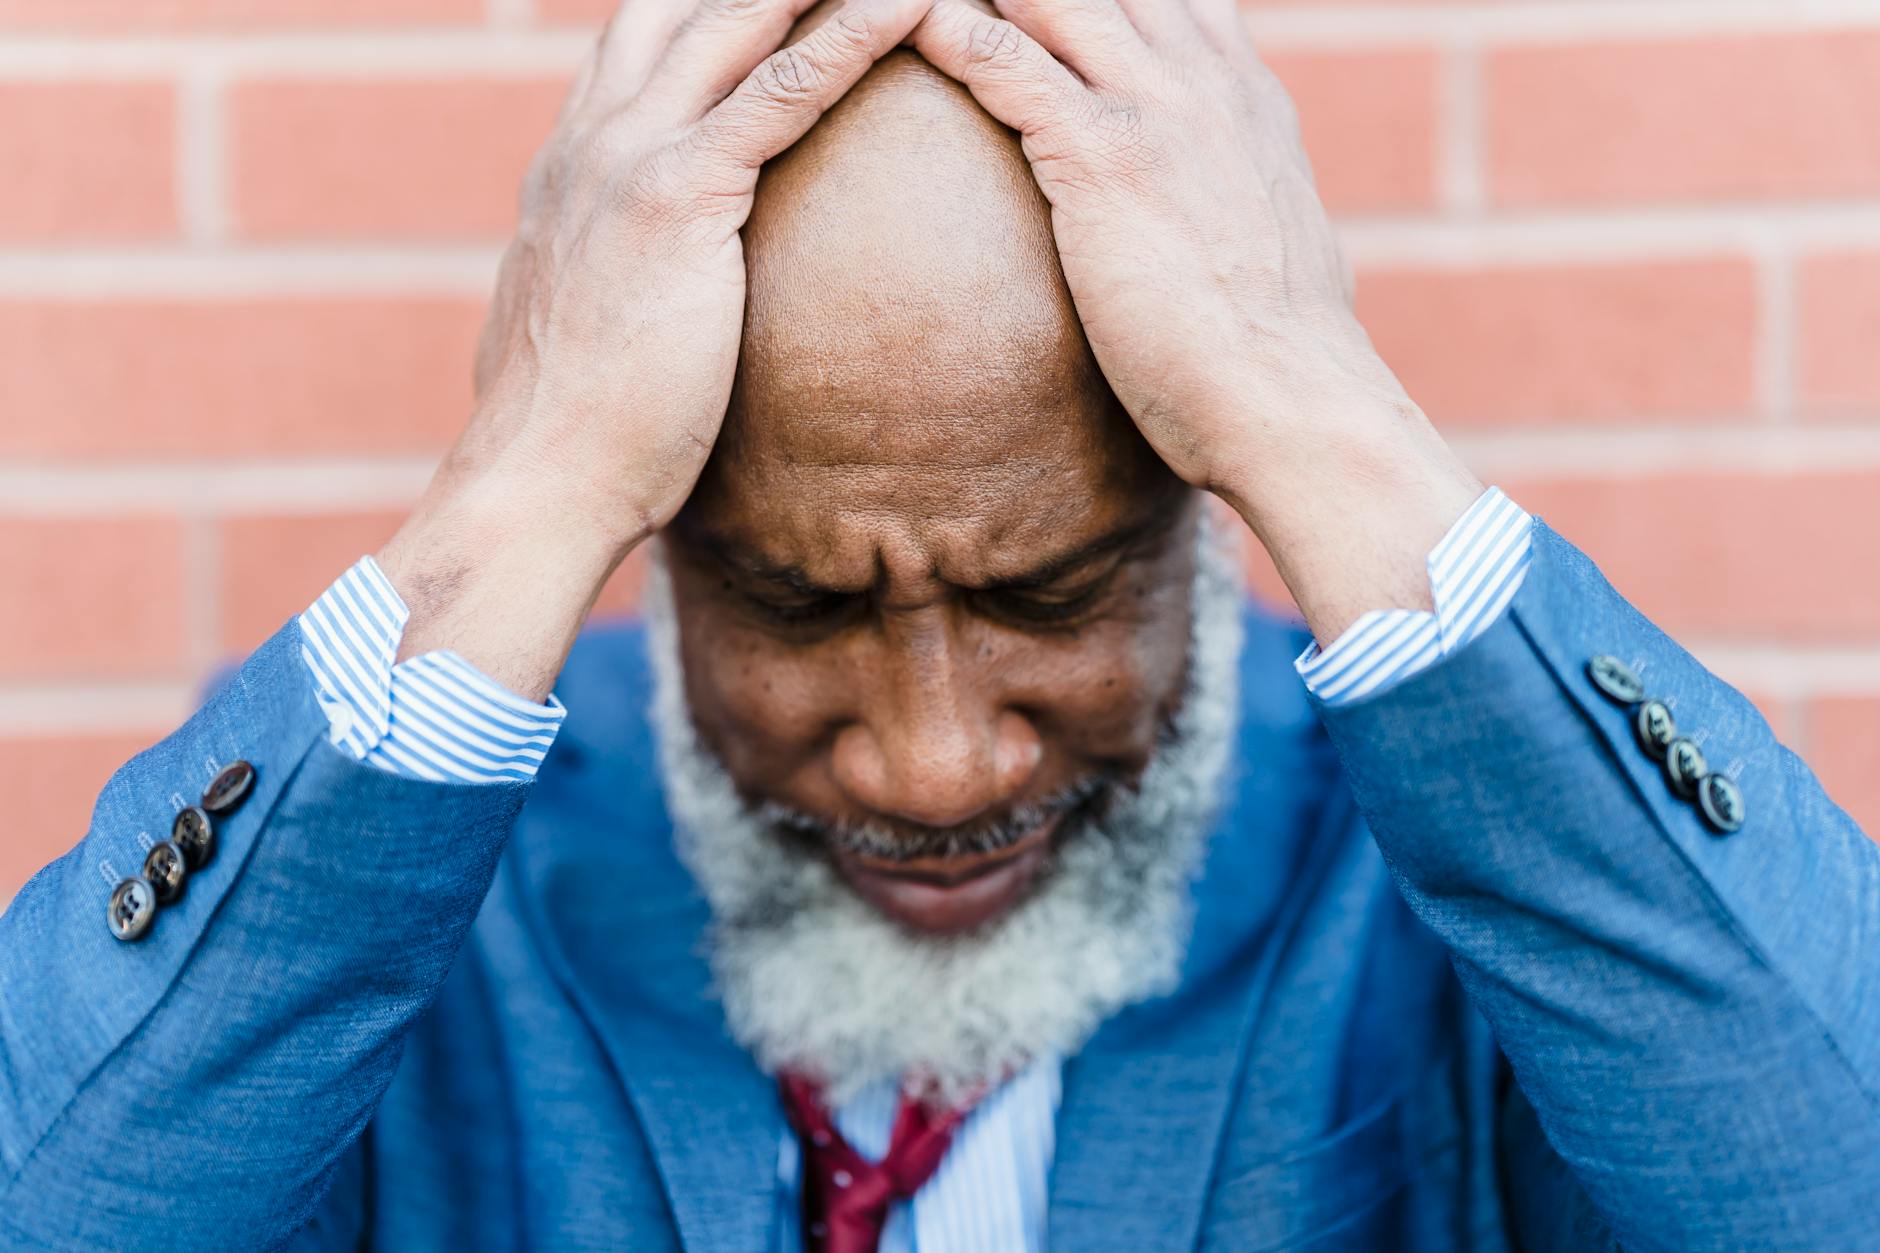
[380,0,1480,927]
[665,35,1200,932]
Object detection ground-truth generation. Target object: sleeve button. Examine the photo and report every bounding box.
[1587,655,1645,705]
[1663,737,1708,799]
[1634,700,1677,760]
[142,840,189,905]
[201,760,255,815]
[171,805,217,870]
[1698,773,1746,834]
[108,877,158,942]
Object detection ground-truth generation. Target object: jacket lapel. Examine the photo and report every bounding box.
[1049,608,1331,1250]
[519,625,781,1253]
[523,609,1321,1252]
[552,881,782,1253]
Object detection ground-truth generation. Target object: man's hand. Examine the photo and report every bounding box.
[911,0,1483,642]
[380,0,930,699]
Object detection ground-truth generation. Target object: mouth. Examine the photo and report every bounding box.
[828,811,1067,937]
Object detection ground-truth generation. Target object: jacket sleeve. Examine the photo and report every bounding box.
[0,621,529,1249]
[1313,522,1880,1252]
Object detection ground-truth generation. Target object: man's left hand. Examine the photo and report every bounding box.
[910,0,1484,641]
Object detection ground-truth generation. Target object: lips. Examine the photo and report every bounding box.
[830,812,1065,936]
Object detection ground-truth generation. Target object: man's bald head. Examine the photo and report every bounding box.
[719,15,1132,490]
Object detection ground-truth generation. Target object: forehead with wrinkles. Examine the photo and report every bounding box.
[684,28,1164,581]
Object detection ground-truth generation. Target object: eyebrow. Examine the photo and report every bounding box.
[686,510,1177,597]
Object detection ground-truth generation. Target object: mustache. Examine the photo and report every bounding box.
[759,772,1122,864]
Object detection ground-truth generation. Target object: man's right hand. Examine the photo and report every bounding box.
[378,0,930,701]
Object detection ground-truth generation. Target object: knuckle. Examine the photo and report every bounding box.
[753,46,823,103]
[965,18,1026,71]
[620,149,695,218]
[822,10,877,52]
[1085,102,1154,169]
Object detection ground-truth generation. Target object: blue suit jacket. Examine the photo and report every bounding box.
[4,524,1877,1250]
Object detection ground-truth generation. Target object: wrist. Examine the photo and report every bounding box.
[378,462,636,702]
[1210,370,1482,645]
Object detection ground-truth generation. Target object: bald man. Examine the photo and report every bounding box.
[4,0,1877,1249]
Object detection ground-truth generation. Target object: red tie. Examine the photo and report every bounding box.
[779,1074,971,1253]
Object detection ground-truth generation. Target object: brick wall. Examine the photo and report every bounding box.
[5,0,1880,903]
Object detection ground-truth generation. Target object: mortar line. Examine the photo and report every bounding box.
[176,67,228,246]
[1436,36,1485,218]
[1754,242,1798,423]
[1,3,1880,73]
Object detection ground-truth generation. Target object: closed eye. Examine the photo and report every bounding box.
[741,588,864,629]
[971,581,1109,628]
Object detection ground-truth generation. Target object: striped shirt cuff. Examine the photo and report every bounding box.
[298,556,565,784]
[1295,487,1534,707]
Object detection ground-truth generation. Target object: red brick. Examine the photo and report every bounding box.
[0,298,483,460]
[536,0,612,23]
[222,512,657,650]
[1265,48,1438,212]
[218,512,407,655]
[1803,697,1880,842]
[1503,471,1880,639]
[1798,251,1880,415]
[0,733,168,909]
[231,78,566,240]
[0,83,175,242]
[0,516,187,679]
[0,0,480,30]
[1488,33,1880,207]
[1358,259,1757,426]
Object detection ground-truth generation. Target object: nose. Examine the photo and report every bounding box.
[830,621,1043,831]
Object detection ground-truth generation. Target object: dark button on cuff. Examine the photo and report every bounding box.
[108,877,158,942]
[1634,700,1677,760]
[201,760,255,815]
[1699,773,1746,834]
[1664,737,1708,799]
[142,840,189,905]
[171,805,216,870]
[1587,654,1645,705]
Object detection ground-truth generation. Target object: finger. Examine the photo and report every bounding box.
[1181,0,1259,67]
[989,0,1143,85]
[576,0,700,119]
[636,0,833,124]
[906,0,1090,140]
[686,0,934,169]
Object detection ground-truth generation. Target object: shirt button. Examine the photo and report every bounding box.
[831,1170,853,1188]
[201,760,256,815]
[1634,700,1677,760]
[108,877,158,942]
[1587,654,1645,705]
[171,805,216,870]
[811,1130,833,1148]
[1663,737,1708,799]
[142,840,189,906]
[1698,773,1746,834]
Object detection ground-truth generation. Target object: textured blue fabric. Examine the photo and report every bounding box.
[2,525,1876,1250]
[285,491,1531,1250]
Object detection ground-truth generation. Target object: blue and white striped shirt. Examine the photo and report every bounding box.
[298,556,563,783]
[297,486,1534,1251]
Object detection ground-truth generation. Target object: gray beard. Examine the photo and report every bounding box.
[643,512,1245,1107]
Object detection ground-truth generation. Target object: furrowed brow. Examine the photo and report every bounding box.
[688,530,846,596]
[683,508,1179,596]
[986,512,1177,591]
